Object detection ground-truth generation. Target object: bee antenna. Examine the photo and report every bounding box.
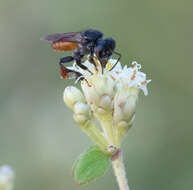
[109,51,121,71]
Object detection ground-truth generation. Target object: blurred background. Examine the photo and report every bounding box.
[0,0,193,189]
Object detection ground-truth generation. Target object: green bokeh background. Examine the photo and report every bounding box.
[0,0,193,189]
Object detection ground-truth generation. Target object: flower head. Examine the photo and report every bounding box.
[64,57,151,150]
[68,58,151,95]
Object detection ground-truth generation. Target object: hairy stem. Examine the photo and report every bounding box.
[111,150,129,190]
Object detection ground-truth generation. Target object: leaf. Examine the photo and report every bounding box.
[73,145,110,184]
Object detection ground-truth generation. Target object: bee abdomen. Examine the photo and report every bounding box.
[52,41,78,51]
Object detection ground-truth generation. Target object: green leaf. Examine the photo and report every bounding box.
[73,145,110,184]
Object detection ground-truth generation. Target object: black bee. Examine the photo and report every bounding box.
[41,29,121,79]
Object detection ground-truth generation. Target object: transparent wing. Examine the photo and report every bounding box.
[40,32,82,43]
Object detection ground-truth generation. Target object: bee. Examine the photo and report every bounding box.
[41,29,121,79]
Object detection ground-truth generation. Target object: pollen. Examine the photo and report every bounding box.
[110,75,116,81]
[130,70,136,80]
[141,81,147,85]
[107,61,112,71]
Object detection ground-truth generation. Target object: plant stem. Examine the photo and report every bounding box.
[111,150,129,190]
[101,120,114,145]
[97,114,115,145]
[81,121,108,153]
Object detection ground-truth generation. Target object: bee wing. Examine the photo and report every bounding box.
[40,32,82,43]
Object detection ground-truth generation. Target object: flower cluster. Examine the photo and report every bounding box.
[63,58,151,154]
[0,165,14,190]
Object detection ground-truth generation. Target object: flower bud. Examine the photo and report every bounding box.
[98,95,112,111]
[113,87,139,128]
[63,86,85,110]
[81,75,115,114]
[0,165,14,190]
[73,102,90,126]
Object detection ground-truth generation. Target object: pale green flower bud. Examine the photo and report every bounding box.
[0,165,14,190]
[73,102,90,126]
[113,87,139,145]
[63,86,85,110]
[113,87,139,128]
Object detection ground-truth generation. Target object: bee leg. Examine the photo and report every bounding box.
[59,62,83,80]
[88,53,98,72]
[74,52,93,75]
[59,56,74,64]
[59,62,71,79]
[76,58,93,75]
[84,79,92,87]
[59,56,75,79]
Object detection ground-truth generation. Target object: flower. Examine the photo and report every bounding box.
[67,59,151,96]
[0,165,14,190]
[64,57,151,150]
[63,86,85,110]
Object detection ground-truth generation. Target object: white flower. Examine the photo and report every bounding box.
[0,165,14,190]
[64,57,151,146]
[116,61,151,96]
[67,58,151,96]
